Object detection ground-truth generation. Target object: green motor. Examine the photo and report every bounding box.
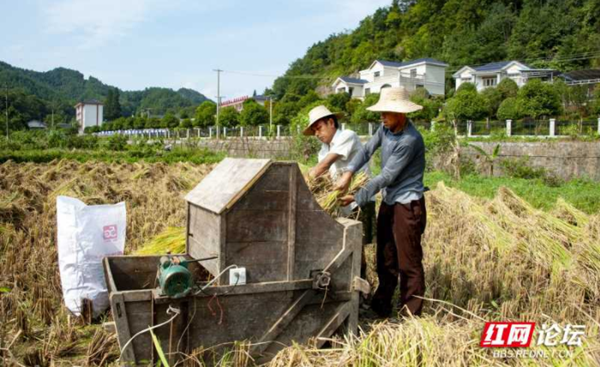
[157,256,193,298]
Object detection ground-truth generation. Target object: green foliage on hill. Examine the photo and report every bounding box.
[272,0,600,100]
[0,61,210,127]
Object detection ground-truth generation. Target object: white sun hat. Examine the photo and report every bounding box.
[303,105,344,136]
[366,87,423,114]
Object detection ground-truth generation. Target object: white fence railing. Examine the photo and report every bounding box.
[93,118,600,139]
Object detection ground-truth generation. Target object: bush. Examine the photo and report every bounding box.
[516,79,562,119]
[101,134,128,151]
[500,157,562,186]
[421,122,456,172]
[497,97,520,120]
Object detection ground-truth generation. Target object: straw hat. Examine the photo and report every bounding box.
[303,105,344,136]
[367,87,423,114]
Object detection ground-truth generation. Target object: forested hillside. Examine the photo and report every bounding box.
[271,0,600,100]
[0,61,209,128]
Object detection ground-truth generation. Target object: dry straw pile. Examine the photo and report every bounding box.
[0,160,212,365]
[1,160,599,366]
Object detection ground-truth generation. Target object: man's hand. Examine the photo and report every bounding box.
[339,194,355,207]
[335,171,353,193]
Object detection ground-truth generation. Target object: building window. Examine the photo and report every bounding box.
[365,88,371,95]
[483,77,497,87]
[374,71,381,78]
[410,69,417,78]
[337,87,346,93]
[416,84,424,89]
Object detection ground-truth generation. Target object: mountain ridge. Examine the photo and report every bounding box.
[0,60,210,118]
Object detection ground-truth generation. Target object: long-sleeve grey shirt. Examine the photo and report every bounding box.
[347,121,426,207]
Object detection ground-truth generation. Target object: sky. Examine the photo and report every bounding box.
[0,0,390,101]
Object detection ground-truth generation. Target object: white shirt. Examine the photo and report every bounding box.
[318,129,371,216]
[318,129,369,180]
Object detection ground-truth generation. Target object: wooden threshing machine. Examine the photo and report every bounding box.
[103,158,365,365]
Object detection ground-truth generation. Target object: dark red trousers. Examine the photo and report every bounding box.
[371,197,427,317]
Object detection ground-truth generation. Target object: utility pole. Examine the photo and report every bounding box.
[214,69,222,139]
[51,99,55,129]
[5,85,8,139]
[269,96,273,133]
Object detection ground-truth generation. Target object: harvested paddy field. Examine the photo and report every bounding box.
[0,160,598,366]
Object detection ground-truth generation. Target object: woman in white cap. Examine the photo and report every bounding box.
[336,86,427,318]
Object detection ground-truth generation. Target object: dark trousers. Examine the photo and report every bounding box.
[371,197,427,317]
[357,201,376,279]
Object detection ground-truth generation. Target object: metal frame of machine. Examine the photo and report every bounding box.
[104,158,365,365]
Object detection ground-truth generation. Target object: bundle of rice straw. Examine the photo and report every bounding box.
[305,171,369,218]
[135,226,186,255]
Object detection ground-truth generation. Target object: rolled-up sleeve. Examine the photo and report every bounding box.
[354,143,414,207]
[347,125,382,173]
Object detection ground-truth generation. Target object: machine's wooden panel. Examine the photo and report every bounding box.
[187,205,222,276]
[226,210,288,243]
[184,158,271,214]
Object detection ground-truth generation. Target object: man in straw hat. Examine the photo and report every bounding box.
[336,86,427,318]
[304,105,376,274]
[303,105,357,181]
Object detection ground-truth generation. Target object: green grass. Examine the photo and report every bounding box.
[425,171,600,214]
[0,147,225,164]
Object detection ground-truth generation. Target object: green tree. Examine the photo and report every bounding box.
[345,98,363,120]
[497,78,519,100]
[351,93,381,124]
[497,97,520,120]
[218,107,240,128]
[480,87,503,119]
[326,92,351,114]
[408,89,442,122]
[298,90,323,110]
[516,79,562,119]
[445,87,487,122]
[161,113,179,128]
[591,85,600,116]
[456,82,477,94]
[194,101,216,127]
[145,117,161,129]
[240,100,269,126]
[180,118,193,128]
[104,88,122,120]
[273,100,300,125]
[122,117,133,130]
[133,116,146,129]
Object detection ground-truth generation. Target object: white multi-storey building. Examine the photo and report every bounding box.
[453,61,557,92]
[75,99,104,133]
[332,58,448,99]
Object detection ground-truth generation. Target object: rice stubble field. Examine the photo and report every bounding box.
[0,160,598,366]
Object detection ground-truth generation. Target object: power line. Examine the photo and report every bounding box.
[4,85,8,139]
[220,69,329,79]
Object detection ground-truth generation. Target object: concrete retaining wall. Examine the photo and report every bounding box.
[193,138,600,181]
[464,141,600,181]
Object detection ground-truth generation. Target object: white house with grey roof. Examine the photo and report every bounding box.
[453,61,557,92]
[332,58,448,99]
